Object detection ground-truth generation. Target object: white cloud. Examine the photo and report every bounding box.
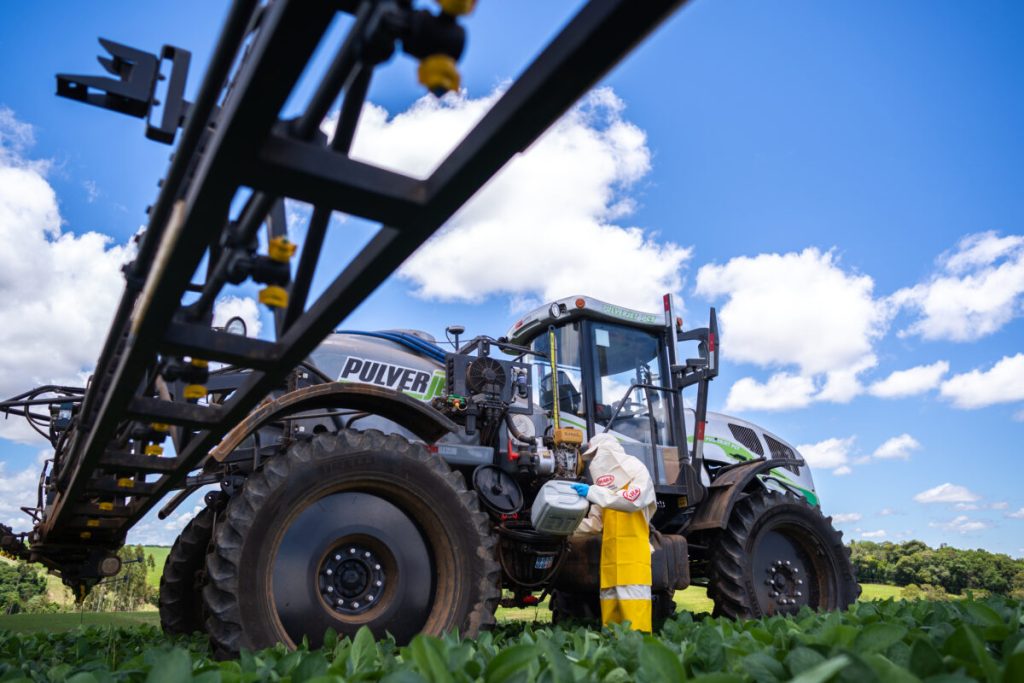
[696,248,888,409]
[795,436,854,471]
[213,296,263,338]
[0,108,133,444]
[724,372,816,412]
[868,361,949,398]
[954,503,979,511]
[832,512,862,523]
[878,507,897,516]
[873,434,921,460]
[990,501,1009,510]
[833,465,852,476]
[342,87,691,311]
[892,231,1024,341]
[913,482,981,504]
[939,353,1024,409]
[861,530,887,539]
[1007,508,1024,520]
[929,515,991,534]
[0,453,47,532]
[695,248,887,374]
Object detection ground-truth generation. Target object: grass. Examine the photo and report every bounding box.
[143,546,171,589]
[0,611,160,633]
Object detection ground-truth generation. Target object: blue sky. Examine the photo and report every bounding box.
[0,1,1022,554]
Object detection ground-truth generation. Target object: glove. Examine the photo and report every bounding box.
[570,483,589,497]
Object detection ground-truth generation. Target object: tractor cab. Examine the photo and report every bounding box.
[504,295,719,508]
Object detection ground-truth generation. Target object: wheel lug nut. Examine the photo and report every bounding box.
[375,564,381,570]
[796,591,802,597]
[797,579,803,585]
[375,580,382,587]
[364,551,371,558]
[772,591,779,597]
[326,569,333,576]
[349,548,356,554]
[785,560,791,566]
[353,602,360,608]
[327,586,333,593]
[793,568,799,574]
[367,595,374,601]
[335,554,341,561]
[337,599,344,606]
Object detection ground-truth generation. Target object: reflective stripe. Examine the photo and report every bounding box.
[600,585,652,601]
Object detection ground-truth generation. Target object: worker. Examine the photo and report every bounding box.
[570,432,657,632]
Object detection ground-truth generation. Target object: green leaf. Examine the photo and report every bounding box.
[145,649,193,683]
[788,655,851,683]
[350,626,378,674]
[539,637,574,683]
[293,652,328,682]
[785,647,827,677]
[1004,652,1024,683]
[638,637,685,683]
[855,623,907,654]
[485,644,539,683]
[908,639,943,678]
[862,653,919,683]
[740,651,785,683]
[964,603,1003,629]
[408,636,452,683]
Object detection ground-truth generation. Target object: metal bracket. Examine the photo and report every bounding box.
[56,38,191,144]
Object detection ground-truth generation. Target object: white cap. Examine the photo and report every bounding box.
[582,432,618,456]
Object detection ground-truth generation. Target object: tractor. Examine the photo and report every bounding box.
[152,294,858,654]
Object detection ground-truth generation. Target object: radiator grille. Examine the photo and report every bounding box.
[727,423,764,456]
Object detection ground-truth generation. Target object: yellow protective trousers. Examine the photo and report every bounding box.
[599,508,652,632]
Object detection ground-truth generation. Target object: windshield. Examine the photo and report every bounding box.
[530,323,587,428]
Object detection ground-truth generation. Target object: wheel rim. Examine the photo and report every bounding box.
[271,491,434,646]
[751,524,831,614]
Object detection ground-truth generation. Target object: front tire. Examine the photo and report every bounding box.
[202,429,500,655]
[707,490,859,619]
[159,506,215,636]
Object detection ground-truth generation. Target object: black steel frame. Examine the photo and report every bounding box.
[27,0,689,579]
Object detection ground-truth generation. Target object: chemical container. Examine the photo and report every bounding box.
[530,480,590,535]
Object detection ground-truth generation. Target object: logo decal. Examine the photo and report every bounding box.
[338,357,445,401]
[623,487,641,502]
[595,474,615,487]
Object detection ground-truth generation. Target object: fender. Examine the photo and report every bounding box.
[208,383,457,462]
[685,457,805,533]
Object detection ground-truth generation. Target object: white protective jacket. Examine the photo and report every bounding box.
[575,433,657,535]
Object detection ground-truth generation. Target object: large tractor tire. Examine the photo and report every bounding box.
[202,429,501,656]
[159,506,215,636]
[707,490,859,619]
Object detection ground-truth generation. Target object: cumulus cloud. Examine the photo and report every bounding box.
[929,515,991,534]
[0,108,133,444]
[861,530,887,539]
[832,512,862,523]
[873,434,921,460]
[795,436,855,472]
[913,482,981,504]
[0,458,40,531]
[868,361,949,398]
[891,231,1024,341]
[939,353,1024,409]
[724,373,816,412]
[878,507,898,516]
[698,248,888,410]
[341,87,691,311]
[1007,508,1024,520]
[833,465,852,476]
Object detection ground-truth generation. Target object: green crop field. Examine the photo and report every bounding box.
[144,546,171,589]
[1,597,1021,681]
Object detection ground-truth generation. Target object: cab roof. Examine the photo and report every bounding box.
[504,295,666,347]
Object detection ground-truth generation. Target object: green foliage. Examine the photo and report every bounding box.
[850,539,1024,597]
[1,596,1022,682]
[82,545,156,612]
[0,560,47,614]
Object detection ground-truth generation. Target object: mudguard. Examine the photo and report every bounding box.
[685,457,805,533]
[208,383,457,462]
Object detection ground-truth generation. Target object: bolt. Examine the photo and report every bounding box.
[368,595,374,601]
[337,600,344,606]
[327,586,333,593]
[375,564,381,570]
[353,602,360,608]
[797,579,803,585]
[335,554,341,561]
[793,568,799,574]
[364,551,371,558]
[350,548,356,554]
[796,591,803,597]
[326,569,333,576]
[785,560,791,566]
[772,591,779,597]
[375,580,382,587]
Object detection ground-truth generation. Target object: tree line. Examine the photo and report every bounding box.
[849,540,1024,598]
[0,545,154,613]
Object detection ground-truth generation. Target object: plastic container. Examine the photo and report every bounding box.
[530,480,590,535]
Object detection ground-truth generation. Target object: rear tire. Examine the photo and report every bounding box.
[159,506,215,636]
[202,429,500,656]
[707,490,859,619]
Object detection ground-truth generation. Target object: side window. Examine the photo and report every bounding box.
[531,324,586,426]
